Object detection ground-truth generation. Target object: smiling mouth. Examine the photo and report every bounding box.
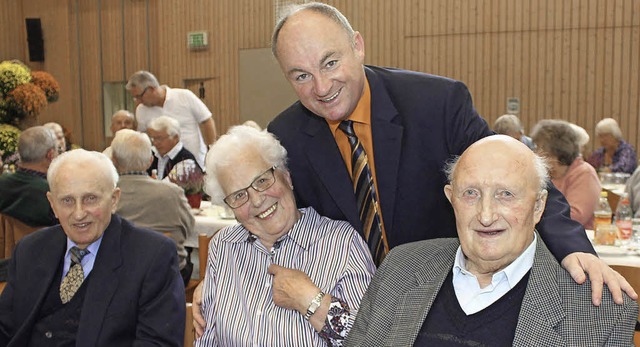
[257,203,277,219]
[476,229,504,236]
[74,222,91,228]
[320,89,341,103]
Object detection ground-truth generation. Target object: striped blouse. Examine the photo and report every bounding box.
[195,207,375,347]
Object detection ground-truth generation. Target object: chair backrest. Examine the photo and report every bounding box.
[0,213,40,259]
[184,302,195,346]
[610,265,640,345]
[198,233,213,280]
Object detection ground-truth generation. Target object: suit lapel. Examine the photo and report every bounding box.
[14,229,66,340]
[302,114,361,228]
[389,244,455,345]
[366,67,403,239]
[513,239,565,345]
[76,215,123,345]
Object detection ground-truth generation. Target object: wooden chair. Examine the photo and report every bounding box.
[198,233,213,280]
[184,233,213,302]
[610,265,640,345]
[0,213,40,259]
[184,302,195,347]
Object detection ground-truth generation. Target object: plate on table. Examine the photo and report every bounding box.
[594,245,631,256]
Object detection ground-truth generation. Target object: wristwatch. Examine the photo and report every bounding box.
[304,291,325,320]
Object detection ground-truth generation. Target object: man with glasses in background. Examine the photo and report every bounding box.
[126,70,217,168]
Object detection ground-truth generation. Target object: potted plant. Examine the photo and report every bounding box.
[168,162,205,209]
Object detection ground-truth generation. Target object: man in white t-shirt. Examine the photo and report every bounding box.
[126,70,217,167]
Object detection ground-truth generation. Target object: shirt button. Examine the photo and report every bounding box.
[45,331,53,338]
[264,282,270,288]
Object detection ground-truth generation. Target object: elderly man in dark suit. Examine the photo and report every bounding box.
[0,149,185,346]
[345,135,638,346]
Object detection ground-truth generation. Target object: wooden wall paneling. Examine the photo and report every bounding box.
[0,0,25,61]
[519,0,531,131]
[612,0,625,128]
[560,0,573,124]
[123,0,151,76]
[100,0,122,82]
[551,1,563,120]
[567,0,580,126]
[603,1,616,121]
[629,0,640,147]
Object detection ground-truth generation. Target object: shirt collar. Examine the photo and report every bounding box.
[326,76,371,134]
[65,234,103,259]
[453,232,537,288]
[153,141,184,160]
[220,207,321,251]
[16,166,47,179]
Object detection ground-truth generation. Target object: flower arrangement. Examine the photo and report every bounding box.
[31,71,60,102]
[0,124,21,165]
[0,60,60,128]
[168,161,205,195]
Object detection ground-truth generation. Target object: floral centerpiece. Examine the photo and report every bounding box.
[168,160,205,208]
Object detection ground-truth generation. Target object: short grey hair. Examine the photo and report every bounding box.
[444,149,549,192]
[126,70,160,90]
[112,109,134,120]
[530,119,580,166]
[272,2,356,59]
[18,126,57,163]
[204,125,288,204]
[569,123,590,148]
[48,149,119,190]
[493,114,524,135]
[595,118,623,140]
[111,129,152,172]
[149,116,181,138]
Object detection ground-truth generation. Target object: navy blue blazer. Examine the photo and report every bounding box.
[0,214,186,347]
[268,65,594,259]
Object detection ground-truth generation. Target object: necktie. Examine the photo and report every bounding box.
[60,246,89,304]
[338,120,387,264]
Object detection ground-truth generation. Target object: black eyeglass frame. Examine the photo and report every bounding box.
[223,165,278,209]
[132,86,150,100]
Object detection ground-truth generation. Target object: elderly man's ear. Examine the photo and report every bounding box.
[533,189,548,221]
[443,184,453,204]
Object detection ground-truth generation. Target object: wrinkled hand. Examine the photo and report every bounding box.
[561,252,638,305]
[192,281,206,338]
[268,264,320,314]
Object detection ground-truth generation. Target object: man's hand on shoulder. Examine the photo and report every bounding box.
[561,252,638,305]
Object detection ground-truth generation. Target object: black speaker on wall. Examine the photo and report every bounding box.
[25,18,44,62]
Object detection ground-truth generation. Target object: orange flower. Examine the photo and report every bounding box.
[6,83,47,118]
[31,71,60,102]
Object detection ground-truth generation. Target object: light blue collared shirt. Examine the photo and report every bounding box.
[452,233,537,315]
[61,236,103,280]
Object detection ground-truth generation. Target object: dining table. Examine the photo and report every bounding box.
[586,229,640,268]
[188,200,237,248]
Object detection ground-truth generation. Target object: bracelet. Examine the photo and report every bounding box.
[304,291,325,320]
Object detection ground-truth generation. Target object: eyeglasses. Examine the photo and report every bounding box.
[132,87,149,100]
[149,134,170,142]
[223,166,277,209]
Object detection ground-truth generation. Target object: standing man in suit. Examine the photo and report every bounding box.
[0,149,185,346]
[127,70,217,168]
[345,135,638,346]
[266,2,633,301]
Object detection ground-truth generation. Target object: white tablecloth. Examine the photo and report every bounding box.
[586,229,640,268]
[187,201,237,248]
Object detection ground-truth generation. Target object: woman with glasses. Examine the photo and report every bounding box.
[194,125,375,347]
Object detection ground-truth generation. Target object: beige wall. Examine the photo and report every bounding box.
[1,0,639,156]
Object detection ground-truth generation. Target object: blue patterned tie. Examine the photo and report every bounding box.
[60,246,89,304]
[338,120,386,264]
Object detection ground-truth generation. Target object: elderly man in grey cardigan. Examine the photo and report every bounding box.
[346,135,637,346]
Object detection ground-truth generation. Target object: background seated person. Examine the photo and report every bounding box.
[147,115,202,180]
[0,149,185,346]
[0,126,58,227]
[111,129,195,286]
[43,122,66,154]
[531,119,601,229]
[587,117,637,174]
[345,135,638,346]
[103,110,137,158]
[493,114,535,150]
[195,125,375,346]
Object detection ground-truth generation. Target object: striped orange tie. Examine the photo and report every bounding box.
[338,120,386,265]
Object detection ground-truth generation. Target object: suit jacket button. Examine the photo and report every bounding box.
[45,331,53,338]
